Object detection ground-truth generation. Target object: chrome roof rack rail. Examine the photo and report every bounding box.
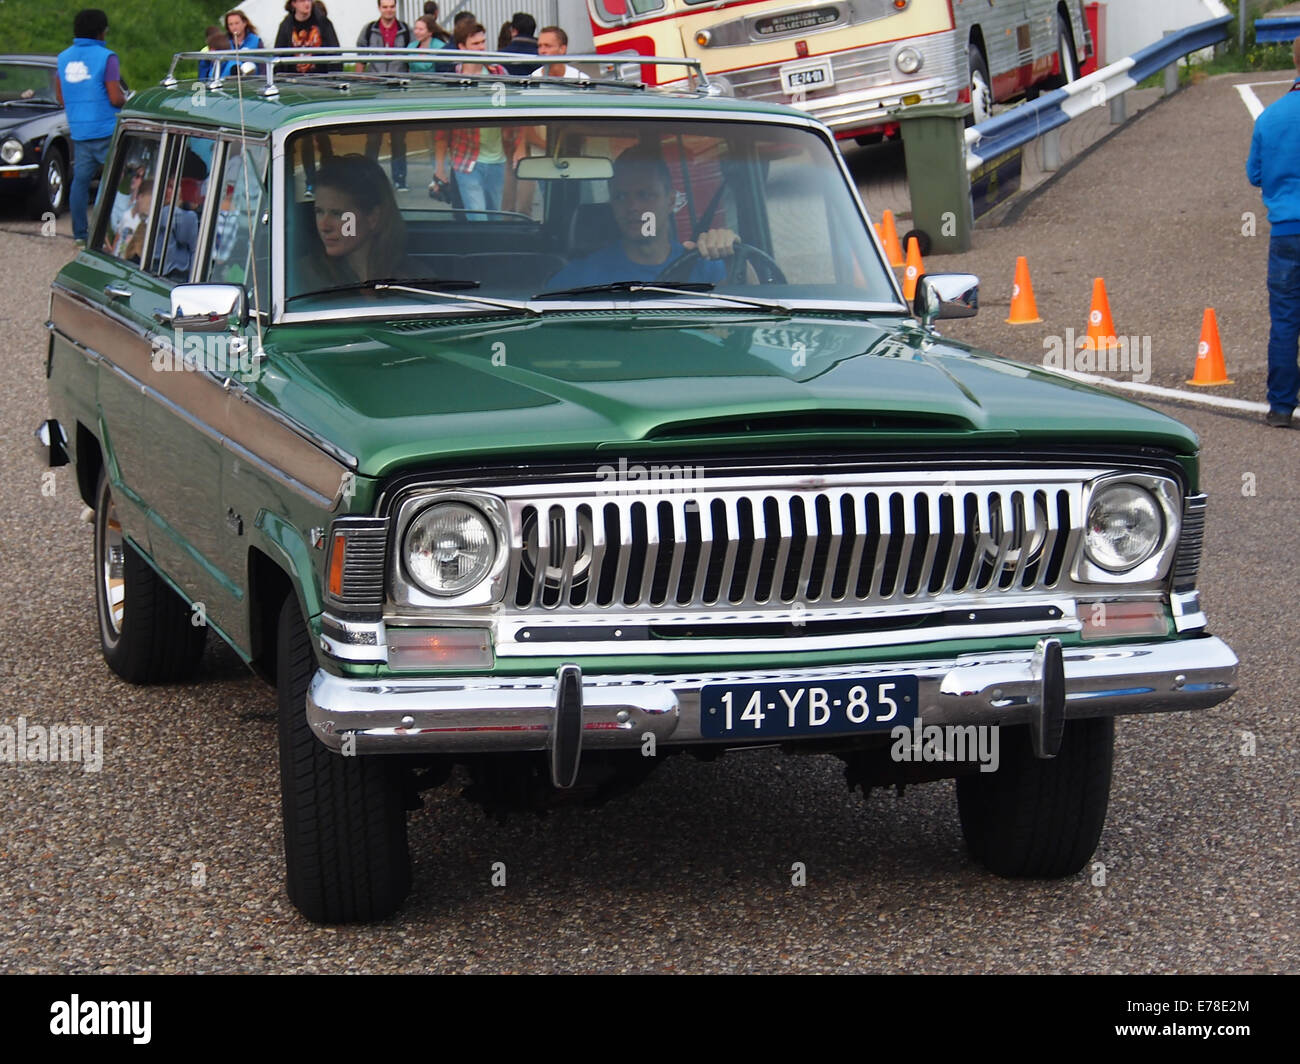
[162,49,712,99]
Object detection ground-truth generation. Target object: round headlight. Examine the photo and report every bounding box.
[705,74,734,98]
[1,139,24,165]
[895,47,923,75]
[1085,484,1163,571]
[405,502,496,596]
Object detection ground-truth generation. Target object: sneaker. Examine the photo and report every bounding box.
[394,183,410,193]
[73,238,86,249]
[303,184,314,201]
[1265,408,1293,428]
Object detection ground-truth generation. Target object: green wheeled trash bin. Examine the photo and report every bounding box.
[888,102,973,255]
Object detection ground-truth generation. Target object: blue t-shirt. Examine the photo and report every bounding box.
[547,240,726,291]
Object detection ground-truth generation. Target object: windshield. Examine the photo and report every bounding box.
[0,63,58,104]
[282,118,896,314]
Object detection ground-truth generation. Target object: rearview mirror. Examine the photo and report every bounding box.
[515,156,614,181]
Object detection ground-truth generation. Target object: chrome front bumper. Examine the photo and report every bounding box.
[306,635,1237,755]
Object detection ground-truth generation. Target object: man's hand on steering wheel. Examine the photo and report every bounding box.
[683,227,740,260]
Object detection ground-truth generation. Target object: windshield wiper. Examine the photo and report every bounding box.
[533,280,789,313]
[286,276,536,315]
[287,277,478,302]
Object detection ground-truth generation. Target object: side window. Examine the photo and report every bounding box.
[98,133,162,264]
[590,0,664,20]
[146,134,214,282]
[204,141,269,302]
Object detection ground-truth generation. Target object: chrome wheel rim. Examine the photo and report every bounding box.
[48,159,64,211]
[970,70,993,124]
[101,492,125,637]
[1058,32,1078,83]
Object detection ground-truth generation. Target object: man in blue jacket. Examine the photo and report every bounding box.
[1247,37,1300,428]
[55,9,126,247]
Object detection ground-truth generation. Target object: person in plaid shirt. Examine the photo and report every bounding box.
[431,21,514,220]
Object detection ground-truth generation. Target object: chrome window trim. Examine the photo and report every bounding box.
[276,299,912,326]
[269,107,907,323]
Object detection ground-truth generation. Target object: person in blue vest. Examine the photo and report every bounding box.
[1247,36,1300,428]
[55,9,126,247]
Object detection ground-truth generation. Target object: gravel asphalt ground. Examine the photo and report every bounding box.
[0,72,1295,974]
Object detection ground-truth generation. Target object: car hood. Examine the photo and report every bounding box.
[0,105,58,131]
[251,312,1198,479]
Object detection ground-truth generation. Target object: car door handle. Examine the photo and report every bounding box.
[104,282,133,300]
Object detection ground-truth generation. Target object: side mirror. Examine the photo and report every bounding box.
[155,283,247,331]
[914,273,979,328]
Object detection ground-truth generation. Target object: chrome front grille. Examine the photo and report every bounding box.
[506,474,1088,612]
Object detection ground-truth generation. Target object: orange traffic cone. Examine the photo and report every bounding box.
[1187,308,1233,386]
[1005,256,1042,324]
[880,209,905,268]
[1080,277,1118,349]
[902,235,924,301]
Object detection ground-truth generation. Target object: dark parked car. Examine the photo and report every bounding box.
[0,55,70,217]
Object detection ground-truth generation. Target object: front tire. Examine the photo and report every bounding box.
[1048,13,1080,90]
[276,596,411,923]
[29,143,67,218]
[956,716,1113,877]
[967,44,993,125]
[94,470,206,683]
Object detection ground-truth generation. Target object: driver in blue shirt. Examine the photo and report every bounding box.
[547,146,739,290]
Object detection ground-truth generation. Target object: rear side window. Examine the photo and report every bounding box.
[147,134,215,282]
[98,133,162,264]
[204,141,269,303]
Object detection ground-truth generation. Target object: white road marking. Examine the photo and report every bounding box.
[1235,83,1265,120]
[1046,369,1274,414]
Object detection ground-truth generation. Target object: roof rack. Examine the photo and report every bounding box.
[162,48,714,99]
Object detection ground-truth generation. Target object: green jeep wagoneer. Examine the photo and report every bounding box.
[37,48,1237,923]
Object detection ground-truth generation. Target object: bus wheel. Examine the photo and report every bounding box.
[968,45,993,125]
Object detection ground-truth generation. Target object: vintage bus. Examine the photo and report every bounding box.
[580,0,1093,142]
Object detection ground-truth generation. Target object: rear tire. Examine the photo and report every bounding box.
[276,596,411,923]
[957,716,1113,877]
[94,470,206,684]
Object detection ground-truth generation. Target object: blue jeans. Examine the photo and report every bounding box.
[456,161,505,221]
[70,136,112,242]
[1267,233,1300,414]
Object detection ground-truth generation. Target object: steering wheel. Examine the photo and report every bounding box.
[656,242,787,286]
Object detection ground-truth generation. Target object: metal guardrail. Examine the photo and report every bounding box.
[965,12,1234,173]
[1254,16,1300,42]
